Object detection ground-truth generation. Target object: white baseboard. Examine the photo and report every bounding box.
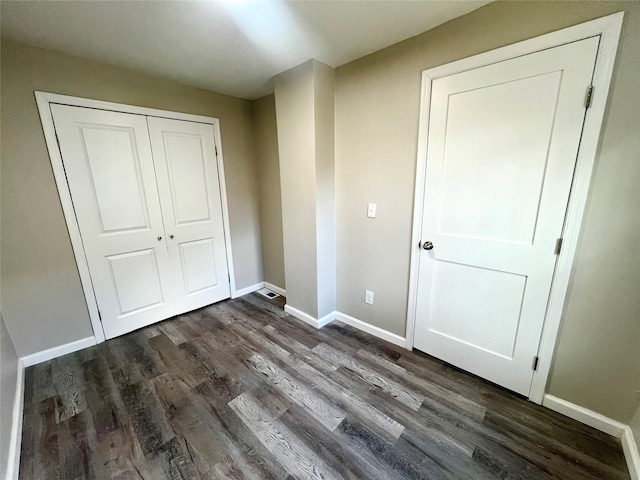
[335,311,406,348]
[284,304,335,329]
[232,282,264,299]
[542,394,626,437]
[6,359,25,480]
[543,394,639,480]
[264,282,286,297]
[317,310,336,328]
[622,426,640,480]
[21,336,96,367]
[283,306,406,347]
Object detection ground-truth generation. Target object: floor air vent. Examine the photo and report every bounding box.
[257,288,280,299]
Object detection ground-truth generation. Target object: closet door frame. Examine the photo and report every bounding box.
[35,91,237,344]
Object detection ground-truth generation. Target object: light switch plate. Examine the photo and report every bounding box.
[367,203,377,218]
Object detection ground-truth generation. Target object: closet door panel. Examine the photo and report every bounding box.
[51,104,177,339]
[179,238,219,295]
[162,132,211,224]
[148,117,231,312]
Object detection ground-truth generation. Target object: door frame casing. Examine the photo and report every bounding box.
[405,12,624,403]
[35,92,238,344]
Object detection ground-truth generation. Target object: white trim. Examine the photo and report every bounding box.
[335,312,406,348]
[405,13,624,403]
[543,394,640,480]
[283,306,407,347]
[622,426,640,480]
[264,282,286,297]
[35,92,218,124]
[21,336,96,368]
[405,55,431,352]
[35,93,106,343]
[317,311,336,328]
[34,92,238,343]
[212,119,238,299]
[284,305,335,329]
[5,359,25,480]
[232,282,265,299]
[542,394,626,437]
[528,13,624,403]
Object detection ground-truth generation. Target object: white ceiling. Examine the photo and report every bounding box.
[1,1,490,100]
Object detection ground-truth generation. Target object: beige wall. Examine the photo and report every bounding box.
[334,1,640,422]
[253,94,285,290]
[275,61,319,317]
[274,60,336,319]
[0,312,18,479]
[1,38,263,356]
[313,61,336,319]
[631,403,640,454]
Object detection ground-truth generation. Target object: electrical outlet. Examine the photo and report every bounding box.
[367,203,377,218]
[365,290,374,305]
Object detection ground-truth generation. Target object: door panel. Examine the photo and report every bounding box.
[438,72,561,244]
[81,127,152,233]
[51,105,176,339]
[429,261,526,359]
[163,132,212,224]
[414,37,599,395]
[178,238,219,295]
[107,249,165,315]
[148,117,230,312]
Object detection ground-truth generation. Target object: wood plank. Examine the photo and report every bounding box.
[97,422,158,479]
[278,351,405,441]
[36,397,61,479]
[229,392,342,480]
[157,319,189,345]
[356,348,487,422]
[224,319,403,440]
[192,380,291,479]
[117,380,175,456]
[23,362,55,405]
[280,404,383,480]
[145,435,203,480]
[53,355,87,423]
[244,353,346,431]
[82,356,125,442]
[260,324,339,373]
[148,333,203,388]
[336,416,445,480]
[151,373,227,476]
[313,343,425,410]
[330,365,557,479]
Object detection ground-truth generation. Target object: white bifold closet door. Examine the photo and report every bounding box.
[51,104,230,339]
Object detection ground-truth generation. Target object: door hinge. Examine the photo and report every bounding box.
[532,356,540,371]
[554,238,563,255]
[97,309,102,321]
[584,85,594,109]
[215,145,218,156]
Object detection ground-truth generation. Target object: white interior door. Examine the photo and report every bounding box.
[413,37,599,396]
[147,117,231,312]
[51,105,177,339]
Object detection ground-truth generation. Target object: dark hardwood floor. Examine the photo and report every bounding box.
[20,293,629,479]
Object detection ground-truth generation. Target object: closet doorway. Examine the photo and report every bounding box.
[37,93,235,341]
